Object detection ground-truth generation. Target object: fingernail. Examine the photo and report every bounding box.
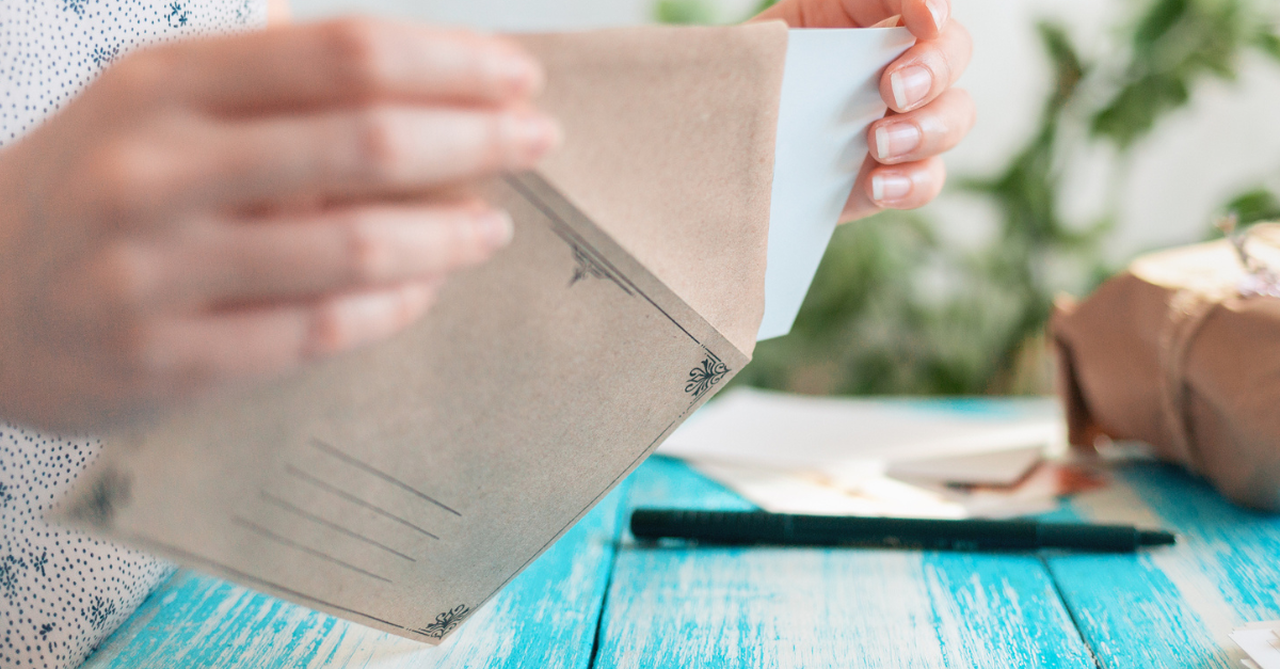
[890,65,932,111]
[874,122,922,162]
[478,209,514,248]
[494,54,544,97]
[871,173,913,203]
[925,0,948,32]
[507,113,562,162]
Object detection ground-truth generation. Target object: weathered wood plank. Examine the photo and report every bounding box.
[83,481,631,668]
[1048,462,1280,669]
[595,456,1095,669]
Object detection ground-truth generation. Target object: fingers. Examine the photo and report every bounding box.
[95,201,512,312]
[216,106,559,203]
[868,88,975,165]
[752,0,968,223]
[881,19,972,113]
[752,0,949,38]
[84,105,559,223]
[117,18,544,113]
[843,155,946,220]
[138,281,440,388]
[235,106,558,200]
[72,19,560,224]
[752,3,970,115]
[752,0,865,29]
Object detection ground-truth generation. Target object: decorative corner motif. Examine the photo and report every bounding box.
[570,244,610,286]
[509,172,635,296]
[66,468,132,528]
[553,233,631,294]
[685,354,730,399]
[414,604,470,639]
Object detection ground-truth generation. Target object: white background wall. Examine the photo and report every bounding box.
[290,0,1280,263]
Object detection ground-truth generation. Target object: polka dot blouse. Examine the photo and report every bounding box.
[1,1,266,666]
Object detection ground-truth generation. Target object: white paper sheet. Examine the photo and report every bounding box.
[658,388,1065,473]
[758,28,916,340]
[690,459,973,518]
[887,444,1045,486]
[656,388,1069,518]
[1232,625,1280,669]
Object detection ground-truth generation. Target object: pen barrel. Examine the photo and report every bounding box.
[630,510,1045,549]
[629,510,1150,552]
[1035,523,1140,551]
[791,515,1042,550]
[631,509,796,544]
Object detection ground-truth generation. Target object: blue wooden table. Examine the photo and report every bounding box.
[84,447,1280,667]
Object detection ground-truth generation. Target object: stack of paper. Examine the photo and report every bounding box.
[1233,621,1280,668]
[657,388,1102,518]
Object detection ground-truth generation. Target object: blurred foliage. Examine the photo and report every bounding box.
[653,0,718,25]
[653,0,775,23]
[658,0,1280,396]
[1091,0,1280,148]
[1223,187,1280,226]
[734,212,1042,395]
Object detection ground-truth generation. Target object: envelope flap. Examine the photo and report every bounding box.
[517,22,788,357]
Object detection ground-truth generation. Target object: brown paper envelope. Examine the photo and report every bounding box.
[51,24,787,643]
[520,23,788,356]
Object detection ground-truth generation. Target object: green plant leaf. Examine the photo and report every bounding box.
[1091,73,1191,148]
[1037,21,1086,109]
[1257,30,1280,62]
[1224,188,1280,225]
[1134,0,1190,53]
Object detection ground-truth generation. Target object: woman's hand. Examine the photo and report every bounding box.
[0,18,558,430]
[755,0,973,221]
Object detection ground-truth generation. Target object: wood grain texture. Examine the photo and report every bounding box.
[85,398,1280,669]
[82,481,631,669]
[1049,462,1280,669]
[595,456,1095,669]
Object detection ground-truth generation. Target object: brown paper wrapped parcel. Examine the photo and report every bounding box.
[1053,224,1280,510]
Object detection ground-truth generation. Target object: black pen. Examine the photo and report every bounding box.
[630,509,1177,553]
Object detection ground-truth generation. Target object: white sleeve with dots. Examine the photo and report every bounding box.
[0,0,266,665]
